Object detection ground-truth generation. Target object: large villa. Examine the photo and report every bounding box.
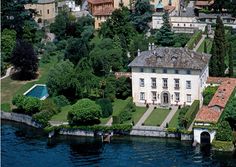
[129,46,211,107]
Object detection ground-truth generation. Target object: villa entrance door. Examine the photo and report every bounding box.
[163,93,169,104]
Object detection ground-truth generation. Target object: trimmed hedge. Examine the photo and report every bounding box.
[180,100,200,129]
[112,97,135,124]
[44,124,133,133]
[186,30,202,50]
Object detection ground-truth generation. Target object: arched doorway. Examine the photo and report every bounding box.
[161,91,170,106]
[200,131,211,144]
[163,93,169,104]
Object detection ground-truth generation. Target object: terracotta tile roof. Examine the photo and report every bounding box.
[88,0,113,5]
[196,78,236,123]
[195,0,214,6]
[164,5,176,13]
[208,78,236,108]
[93,6,114,16]
[207,77,230,84]
[196,106,221,123]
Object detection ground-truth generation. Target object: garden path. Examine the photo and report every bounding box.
[135,106,154,127]
[1,66,13,80]
[160,106,178,128]
[193,35,206,51]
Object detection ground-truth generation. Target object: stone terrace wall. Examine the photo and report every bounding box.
[1,111,42,128]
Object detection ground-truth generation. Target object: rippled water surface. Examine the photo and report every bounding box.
[1,120,236,167]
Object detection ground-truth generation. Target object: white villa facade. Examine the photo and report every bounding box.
[128,46,211,106]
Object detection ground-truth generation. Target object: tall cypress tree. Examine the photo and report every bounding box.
[209,16,226,76]
[228,43,234,77]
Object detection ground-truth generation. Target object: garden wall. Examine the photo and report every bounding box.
[1,111,42,128]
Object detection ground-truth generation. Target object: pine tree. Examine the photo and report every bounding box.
[209,16,226,76]
[228,43,234,77]
[156,12,174,46]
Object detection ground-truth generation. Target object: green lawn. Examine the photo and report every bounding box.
[112,98,130,116]
[197,37,212,53]
[50,105,72,122]
[168,109,181,128]
[1,57,58,105]
[124,106,147,125]
[145,108,170,126]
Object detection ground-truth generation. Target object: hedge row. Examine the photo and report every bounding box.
[185,100,200,129]
[112,97,135,124]
[44,124,133,133]
[186,30,202,50]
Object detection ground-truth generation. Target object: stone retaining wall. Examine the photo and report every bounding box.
[1,111,42,128]
[59,129,94,137]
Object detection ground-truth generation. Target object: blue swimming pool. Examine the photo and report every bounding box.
[24,84,49,100]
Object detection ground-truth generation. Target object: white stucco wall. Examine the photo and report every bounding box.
[193,128,216,144]
[131,67,204,106]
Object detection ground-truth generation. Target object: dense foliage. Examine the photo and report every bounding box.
[67,99,101,125]
[178,106,190,128]
[203,86,218,105]
[96,98,113,118]
[215,121,232,141]
[11,40,39,80]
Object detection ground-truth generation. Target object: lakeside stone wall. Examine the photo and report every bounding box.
[1,111,42,128]
[59,129,94,137]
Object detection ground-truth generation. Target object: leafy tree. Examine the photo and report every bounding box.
[47,60,79,101]
[96,98,113,118]
[67,98,101,125]
[22,20,38,43]
[52,95,70,108]
[222,96,236,130]
[1,29,16,62]
[132,0,152,33]
[156,12,174,46]
[11,40,38,80]
[173,33,191,47]
[116,77,132,99]
[104,75,116,100]
[209,16,226,77]
[228,43,234,77]
[65,37,89,65]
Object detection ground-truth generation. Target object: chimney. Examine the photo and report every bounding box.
[148,43,151,50]
[137,49,140,56]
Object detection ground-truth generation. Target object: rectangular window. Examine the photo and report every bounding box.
[186,70,191,74]
[152,91,157,100]
[140,92,145,100]
[174,79,180,89]
[163,78,168,89]
[47,9,49,14]
[186,81,191,89]
[187,94,191,103]
[175,69,179,74]
[152,68,156,73]
[151,78,156,88]
[175,92,180,101]
[163,68,167,73]
[140,78,144,87]
[140,68,144,72]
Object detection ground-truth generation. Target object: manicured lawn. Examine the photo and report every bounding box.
[124,106,147,125]
[169,109,181,128]
[112,98,130,116]
[50,105,72,122]
[197,38,212,53]
[1,57,58,105]
[144,108,170,126]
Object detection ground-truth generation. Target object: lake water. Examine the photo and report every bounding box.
[1,120,236,167]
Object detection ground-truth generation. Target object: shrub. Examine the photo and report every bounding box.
[183,100,200,129]
[12,95,42,115]
[33,110,54,127]
[96,98,113,118]
[216,121,232,141]
[203,86,218,105]
[1,103,11,112]
[178,106,190,128]
[186,30,202,49]
[67,99,101,125]
[112,97,136,124]
[52,95,70,108]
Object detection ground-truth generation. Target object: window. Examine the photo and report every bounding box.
[175,69,179,74]
[152,91,157,100]
[140,78,144,87]
[187,94,191,103]
[152,68,156,73]
[140,92,145,100]
[163,78,168,89]
[140,68,144,72]
[40,10,42,15]
[163,68,167,73]
[186,70,191,74]
[47,9,49,14]
[151,78,156,88]
[186,81,191,89]
[184,24,186,27]
[175,92,180,101]
[174,79,180,89]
